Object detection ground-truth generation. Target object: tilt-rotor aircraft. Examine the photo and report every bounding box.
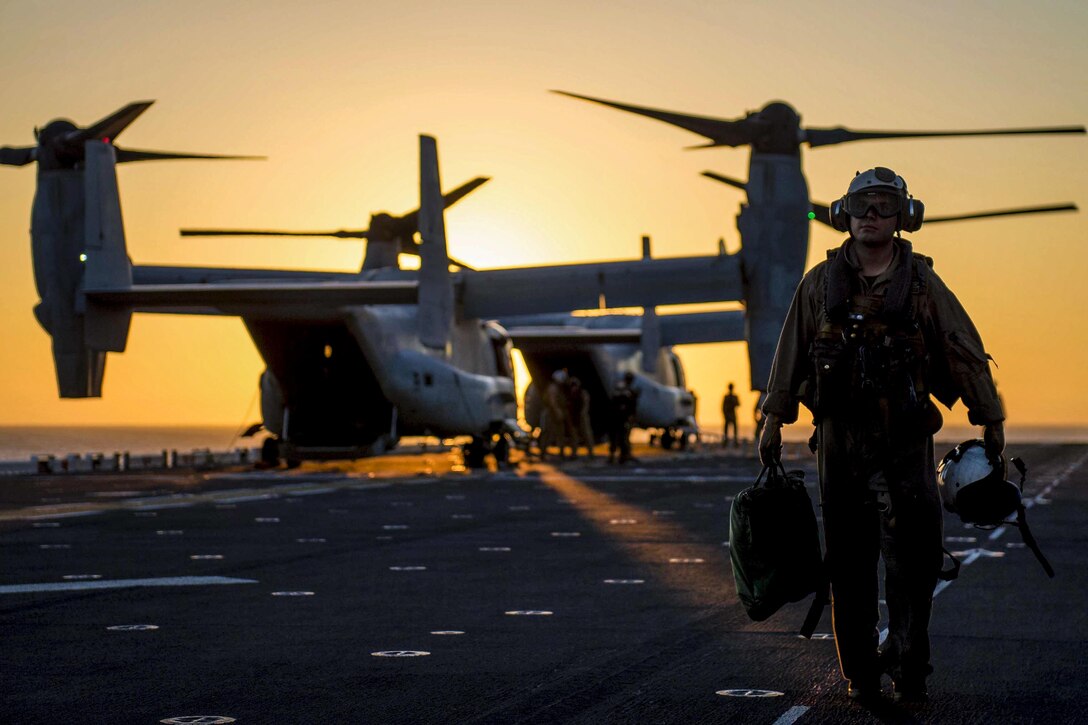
[495,237,744,449]
[554,90,1084,414]
[501,304,744,450]
[188,190,747,447]
[4,102,747,467]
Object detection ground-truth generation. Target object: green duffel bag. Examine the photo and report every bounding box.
[729,464,824,626]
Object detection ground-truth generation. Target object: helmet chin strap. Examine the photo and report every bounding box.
[1008,457,1056,578]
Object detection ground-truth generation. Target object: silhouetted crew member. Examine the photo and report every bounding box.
[759,168,1005,703]
[608,372,639,464]
[567,377,596,459]
[721,383,740,447]
[541,369,572,460]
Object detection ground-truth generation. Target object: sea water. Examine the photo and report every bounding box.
[0,425,244,461]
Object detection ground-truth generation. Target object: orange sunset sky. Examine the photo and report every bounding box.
[1,0,1086,436]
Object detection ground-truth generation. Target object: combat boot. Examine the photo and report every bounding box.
[846,678,883,703]
[891,679,928,703]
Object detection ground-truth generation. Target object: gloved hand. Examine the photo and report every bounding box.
[983,421,1005,461]
[758,415,783,468]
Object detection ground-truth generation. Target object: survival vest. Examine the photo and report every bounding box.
[808,245,941,437]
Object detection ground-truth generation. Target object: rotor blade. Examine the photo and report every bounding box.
[0,146,36,166]
[552,90,757,148]
[442,176,490,208]
[810,202,832,227]
[78,101,155,142]
[180,228,368,239]
[701,170,748,192]
[114,147,266,163]
[397,176,491,235]
[241,423,264,437]
[805,124,1086,148]
[924,203,1078,224]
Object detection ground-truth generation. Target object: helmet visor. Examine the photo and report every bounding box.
[844,190,901,219]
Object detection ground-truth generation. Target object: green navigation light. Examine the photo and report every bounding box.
[807,211,816,220]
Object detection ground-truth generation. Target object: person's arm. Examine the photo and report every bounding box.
[758,413,783,467]
[759,268,821,464]
[763,269,822,422]
[925,270,1005,458]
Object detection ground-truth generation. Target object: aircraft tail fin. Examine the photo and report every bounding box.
[417,135,453,351]
[41,141,134,397]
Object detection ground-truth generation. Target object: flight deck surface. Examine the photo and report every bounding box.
[1,443,1084,724]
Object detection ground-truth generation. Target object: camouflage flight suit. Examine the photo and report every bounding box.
[763,238,1004,690]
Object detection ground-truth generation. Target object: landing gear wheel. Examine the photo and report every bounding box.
[260,438,281,468]
[464,436,489,469]
[493,434,511,466]
[660,430,675,450]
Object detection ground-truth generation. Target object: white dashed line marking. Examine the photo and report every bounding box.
[1,577,256,594]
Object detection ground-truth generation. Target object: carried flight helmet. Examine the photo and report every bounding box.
[829,166,925,233]
[937,439,1021,525]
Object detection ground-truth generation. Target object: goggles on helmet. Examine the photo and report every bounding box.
[843,190,902,219]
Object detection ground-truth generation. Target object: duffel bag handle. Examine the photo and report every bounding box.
[755,461,797,489]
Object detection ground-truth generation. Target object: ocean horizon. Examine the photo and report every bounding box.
[0,423,1085,462]
[0,425,245,461]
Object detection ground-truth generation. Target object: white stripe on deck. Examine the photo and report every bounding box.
[0,576,258,594]
[772,705,810,725]
[988,448,1088,542]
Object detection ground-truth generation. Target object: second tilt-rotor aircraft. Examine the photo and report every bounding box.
[554,90,1083,420]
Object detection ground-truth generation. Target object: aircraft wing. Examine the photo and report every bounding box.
[463,254,742,318]
[85,280,419,317]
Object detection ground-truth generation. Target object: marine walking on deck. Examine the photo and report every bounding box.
[759,167,1006,703]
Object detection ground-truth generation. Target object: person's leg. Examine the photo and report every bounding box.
[880,437,942,701]
[819,421,883,697]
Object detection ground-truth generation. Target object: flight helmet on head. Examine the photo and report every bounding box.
[829,166,924,233]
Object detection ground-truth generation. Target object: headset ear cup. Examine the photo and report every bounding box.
[830,198,850,232]
[903,198,924,232]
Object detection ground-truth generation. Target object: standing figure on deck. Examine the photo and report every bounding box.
[758,167,1005,703]
[608,371,639,464]
[540,369,572,460]
[567,377,596,459]
[721,382,740,447]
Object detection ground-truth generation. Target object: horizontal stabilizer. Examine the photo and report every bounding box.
[505,327,642,345]
[659,310,746,346]
[85,280,419,311]
[503,310,746,348]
